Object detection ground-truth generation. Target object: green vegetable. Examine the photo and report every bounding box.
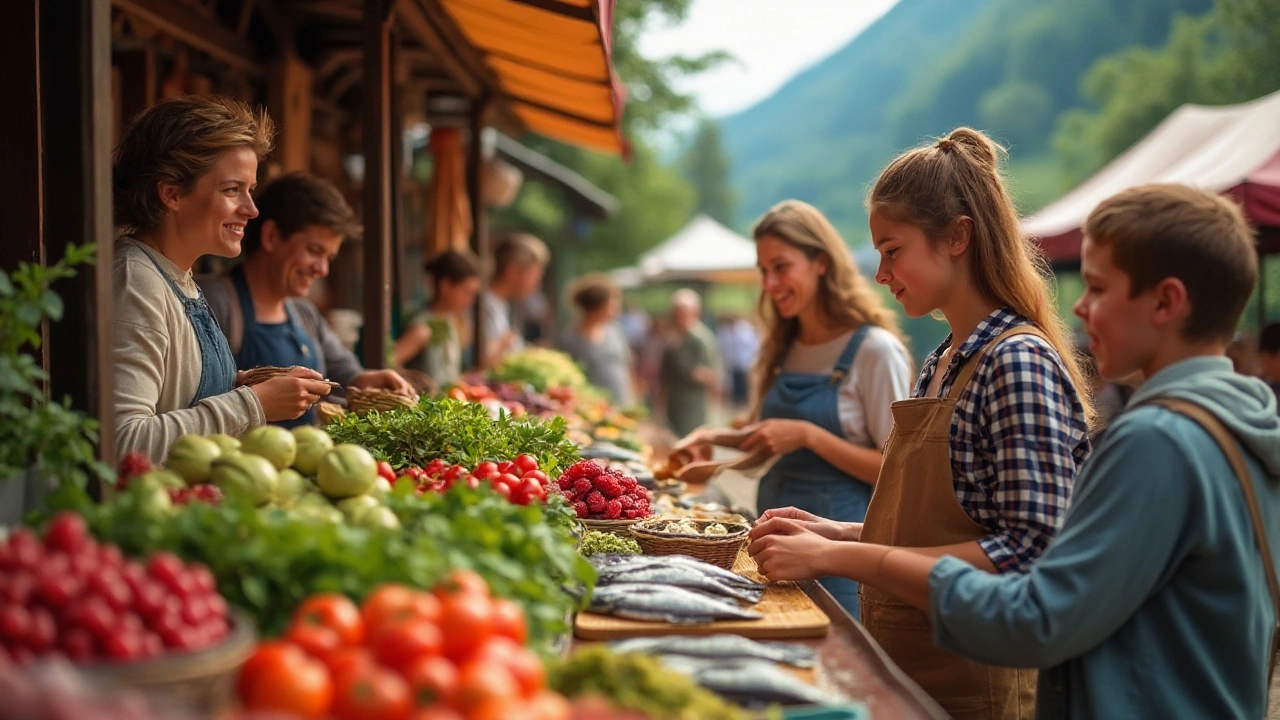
[491,348,591,393]
[325,397,578,474]
[37,477,595,647]
[579,531,641,557]
[550,647,747,720]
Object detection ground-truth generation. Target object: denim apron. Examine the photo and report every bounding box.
[757,325,873,618]
[138,246,237,405]
[231,266,321,427]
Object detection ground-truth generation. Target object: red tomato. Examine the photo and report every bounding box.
[43,513,89,554]
[404,654,459,708]
[433,569,490,600]
[469,697,531,720]
[331,663,413,720]
[364,587,441,643]
[424,459,446,476]
[512,479,547,506]
[453,658,520,715]
[325,645,375,680]
[411,708,465,720]
[494,473,521,490]
[492,484,513,502]
[447,387,468,402]
[371,619,443,673]
[490,599,527,645]
[472,462,499,481]
[496,461,516,476]
[522,470,549,485]
[442,465,467,482]
[377,461,397,483]
[438,594,495,664]
[295,593,364,646]
[513,455,539,475]
[238,641,333,719]
[464,476,480,490]
[527,690,571,720]
[287,622,343,662]
[504,646,546,698]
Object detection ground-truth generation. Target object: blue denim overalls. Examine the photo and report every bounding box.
[757,325,873,618]
[138,246,237,405]
[230,266,320,427]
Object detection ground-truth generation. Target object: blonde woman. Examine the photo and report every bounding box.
[112,97,332,461]
[676,200,913,618]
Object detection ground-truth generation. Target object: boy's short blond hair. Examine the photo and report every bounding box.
[493,232,549,276]
[1084,184,1257,343]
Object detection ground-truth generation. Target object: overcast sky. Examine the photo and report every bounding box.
[638,0,901,118]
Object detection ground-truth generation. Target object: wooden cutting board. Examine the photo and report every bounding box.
[574,551,831,640]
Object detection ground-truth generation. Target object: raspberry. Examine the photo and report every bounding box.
[557,476,574,491]
[595,475,624,499]
[586,491,607,514]
[572,501,589,518]
[620,476,638,490]
[117,452,152,487]
[573,478,593,496]
[623,508,640,519]
[564,460,602,481]
[605,500,623,520]
[619,494,636,509]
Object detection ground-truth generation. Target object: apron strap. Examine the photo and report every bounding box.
[1145,397,1280,685]
[945,325,1049,400]
[829,325,872,386]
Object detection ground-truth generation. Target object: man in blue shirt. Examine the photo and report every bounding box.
[749,184,1279,719]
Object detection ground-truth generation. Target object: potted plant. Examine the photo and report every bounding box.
[0,244,111,526]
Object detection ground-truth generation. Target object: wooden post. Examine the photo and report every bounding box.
[268,53,314,173]
[362,0,395,369]
[389,33,405,318]
[41,0,116,469]
[0,0,43,275]
[467,98,489,368]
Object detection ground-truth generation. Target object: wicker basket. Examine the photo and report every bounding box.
[629,517,751,570]
[347,387,418,415]
[580,516,643,539]
[79,608,257,716]
[316,401,347,424]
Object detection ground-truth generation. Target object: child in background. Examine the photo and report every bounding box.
[394,249,481,387]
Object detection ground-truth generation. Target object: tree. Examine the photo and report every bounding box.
[680,119,736,227]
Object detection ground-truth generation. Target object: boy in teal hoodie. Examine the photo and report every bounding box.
[749,184,1280,718]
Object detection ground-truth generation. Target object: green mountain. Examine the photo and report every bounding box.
[721,0,1214,242]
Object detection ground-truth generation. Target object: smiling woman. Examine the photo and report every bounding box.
[111,97,335,462]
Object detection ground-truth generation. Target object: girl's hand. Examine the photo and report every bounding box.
[249,367,333,421]
[754,507,861,542]
[747,519,836,582]
[739,419,813,456]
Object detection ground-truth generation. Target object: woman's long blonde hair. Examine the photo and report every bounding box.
[866,127,1095,423]
[751,200,905,414]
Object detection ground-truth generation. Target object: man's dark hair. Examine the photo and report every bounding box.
[1260,323,1280,355]
[243,172,362,254]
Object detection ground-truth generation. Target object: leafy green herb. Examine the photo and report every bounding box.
[325,397,579,473]
[37,479,596,647]
[579,531,641,556]
[550,647,748,720]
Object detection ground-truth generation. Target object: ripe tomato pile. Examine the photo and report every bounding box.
[239,572,568,720]
[554,460,651,520]
[0,513,230,666]
[395,455,550,506]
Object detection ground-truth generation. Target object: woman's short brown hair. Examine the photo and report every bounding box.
[1084,184,1257,343]
[570,274,619,314]
[113,96,275,234]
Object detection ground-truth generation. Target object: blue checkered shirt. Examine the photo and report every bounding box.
[915,308,1091,573]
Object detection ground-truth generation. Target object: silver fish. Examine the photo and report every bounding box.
[590,554,763,590]
[588,583,763,624]
[597,565,764,604]
[659,655,839,707]
[609,634,818,668]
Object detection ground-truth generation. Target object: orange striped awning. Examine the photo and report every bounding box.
[439,0,627,156]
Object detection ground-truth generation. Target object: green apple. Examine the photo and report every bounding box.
[336,494,380,523]
[316,444,377,499]
[275,469,308,507]
[295,505,344,525]
[291,426,334,475]
[370,477,393,498]
[166,435,222,484]
[294,492,333,511]
[240,426,297,471]
[208,434,241,455]
[135,469,185,491]
[357,505,401,531]
[135,484,173,519]
[211,453,279,505]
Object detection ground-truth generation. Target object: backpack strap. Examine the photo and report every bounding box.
[1148,397,1280,683]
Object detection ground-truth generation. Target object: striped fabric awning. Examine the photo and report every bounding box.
[439,0,627,156]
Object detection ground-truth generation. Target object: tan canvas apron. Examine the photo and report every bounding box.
[860,327,1040,720]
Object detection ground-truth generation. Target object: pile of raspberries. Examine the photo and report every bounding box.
[555,460,652,520]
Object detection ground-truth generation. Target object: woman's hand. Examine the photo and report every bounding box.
[671,427,715,463]
[249,366,334,421]
[754,507,861,542]
[747,519,837,582]
[351,369,417,398]
[739,419,813,456]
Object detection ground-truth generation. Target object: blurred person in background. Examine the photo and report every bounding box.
[717,311,761,409]
[561,274,635,407]
[481,232,549,368]
[1258,323,1280,411]
[659,290,721,436]
[394,249,482,388]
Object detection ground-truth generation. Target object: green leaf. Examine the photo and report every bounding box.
[40,291,64,322]
[0,271,12,296]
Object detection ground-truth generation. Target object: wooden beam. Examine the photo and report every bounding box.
[42,0,117,472]
[468,98,489,368]
[395,0,480,98]
[0,0,43,277]
[112,0,261,75]
[267,54,313,172]
[362,0,395,370]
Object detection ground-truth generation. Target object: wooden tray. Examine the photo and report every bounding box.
[574,550,830,640]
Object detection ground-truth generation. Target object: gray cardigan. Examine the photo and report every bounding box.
[197,272,364,387]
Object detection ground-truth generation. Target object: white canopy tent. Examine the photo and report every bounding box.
[627,215,760,285]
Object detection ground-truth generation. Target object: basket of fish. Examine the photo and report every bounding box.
[629,517,751,570]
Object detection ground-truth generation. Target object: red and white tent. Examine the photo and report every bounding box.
[1026,88,1280,264]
